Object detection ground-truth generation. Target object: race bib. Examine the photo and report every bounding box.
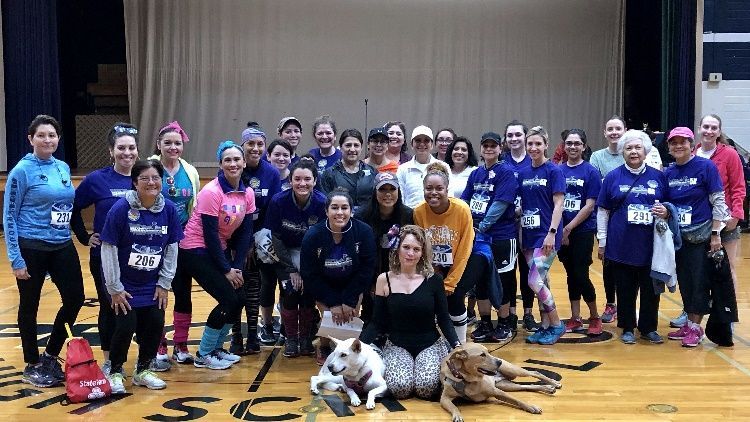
[627,204,653,225]
[521,214,540,229]
[563,198,581,212]
[128,252,161,271]
[432,245,454,266]
[469,195,489,214]
[677,207,692,226]
[51,210,71,227]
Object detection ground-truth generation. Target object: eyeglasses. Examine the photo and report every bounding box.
[166,176,177,196]
[506,132,524,139]
[138,175,161,182]
[114,125,138,135]
[436,137,453,144]
[369,138,388,144]
[565,141,584,147]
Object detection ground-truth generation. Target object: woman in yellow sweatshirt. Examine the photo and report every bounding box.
[414,163,487,343]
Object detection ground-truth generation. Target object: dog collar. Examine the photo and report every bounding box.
[344,370,373,395]
[446,361,465,380]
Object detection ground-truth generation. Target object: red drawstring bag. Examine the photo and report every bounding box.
[65,326,111,403]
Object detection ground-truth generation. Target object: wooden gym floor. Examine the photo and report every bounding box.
[0,233,748,421]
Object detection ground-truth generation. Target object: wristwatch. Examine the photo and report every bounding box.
[549,228,557,234]
[711,230,720,236]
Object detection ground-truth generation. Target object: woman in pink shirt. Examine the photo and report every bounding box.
[178,141,256,370]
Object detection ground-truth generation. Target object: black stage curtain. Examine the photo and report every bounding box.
[2,0,63,169]
[662,0,697,130]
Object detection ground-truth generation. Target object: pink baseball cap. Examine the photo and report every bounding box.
[667,127,694,142]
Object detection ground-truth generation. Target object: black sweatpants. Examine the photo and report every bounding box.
[611,261,660,334]
[171,248,193,314]
[17,243,84,364]
[180,250,242,330]
[516,241,535,309]
[109,305,165,373]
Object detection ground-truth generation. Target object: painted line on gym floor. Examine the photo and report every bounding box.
[0,289,55,316]
[247,346,281,392]
[710,347,750,378]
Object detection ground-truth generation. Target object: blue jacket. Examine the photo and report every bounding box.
[3,154,75,269]
[300,218,376,308]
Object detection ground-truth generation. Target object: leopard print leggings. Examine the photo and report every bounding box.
[383,338,450,399]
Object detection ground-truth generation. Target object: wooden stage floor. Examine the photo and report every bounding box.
[0,233,748,421]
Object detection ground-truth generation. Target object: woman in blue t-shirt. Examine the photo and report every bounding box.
[596,130,669,345]
[663,127,730,347]
[517,126,566,345]
[100,159,184,394]
[557,129,603,336]
[230,122,282,354]
[72,122,139,373]
[308,115,341,173]
[265,158,327,359]
[149,121,201,369]
[301,188,377,364]
[3,115,84,388]
[461,132,519,344]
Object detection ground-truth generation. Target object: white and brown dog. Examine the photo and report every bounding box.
[310,337,388,410]
[440,343,562,421]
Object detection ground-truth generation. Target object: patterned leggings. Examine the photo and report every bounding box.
[523,248,557,313]
[383,338,449,400]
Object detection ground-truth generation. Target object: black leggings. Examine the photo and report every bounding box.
[17,243,85,364]
[445,253,485,317]
[109,305,164,373]
[558,231,597,303]
[603,259,616,304]
[259,261,280,308]
[89,253,115,352]
[180,250,242,330]
[172,248,193,314]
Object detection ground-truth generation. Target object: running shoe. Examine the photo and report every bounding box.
[108,372,127,394]
[214,348,241,363]
[133,368,166,390]
[601,304,617,323]
[39,352,65,383]
[172,343,195,364]
[586,317,603,336]
[22,363,58,388]
[564,317,585,333]
[193,350,232,370]
[538,322,565,345]
[284,337,300,358]
[620,331,636,344]
[471,321,494,342]
[523,314,541,332]
[669,311,688,328]
[640,331,664,344]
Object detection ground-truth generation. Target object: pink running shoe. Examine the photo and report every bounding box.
[682,324,704,348]
[668,324,691,340]
[601,304,617,323]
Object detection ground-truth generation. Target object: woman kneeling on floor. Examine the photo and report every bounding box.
[359,225,460,399]
[101,159,184,393]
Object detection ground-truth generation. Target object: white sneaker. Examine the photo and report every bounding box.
[214,348,241,363]
[172,345,194,364]
[133,369,166,390]
[193,350,232,370]
[108,373,127,394]
[149,356,171,372]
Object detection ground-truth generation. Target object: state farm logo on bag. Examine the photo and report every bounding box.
[65,334,111,403]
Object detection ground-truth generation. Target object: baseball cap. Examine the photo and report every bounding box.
[374,172,399,190]
[411,125,433,141]
[368,127,388,140]
[480,131,502,145]
[277,116,301,132]
[667,127,694,143]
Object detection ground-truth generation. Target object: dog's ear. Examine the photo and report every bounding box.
[350,338,362,354]
[449,349,469,369]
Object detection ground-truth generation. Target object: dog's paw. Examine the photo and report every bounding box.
[541,384,556,394]
[525,404,543,414]
[366,399,376,410]
[310,387,319,395]
[452,414,464,422]
[350,396,361,407]
[552,380,562,389]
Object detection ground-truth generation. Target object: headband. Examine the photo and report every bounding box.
[216,140,243,162]
[159,121,190,142]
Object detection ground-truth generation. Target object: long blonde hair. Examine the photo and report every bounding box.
[388,225,433,277]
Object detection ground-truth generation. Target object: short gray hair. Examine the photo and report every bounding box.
[617,129,652,155]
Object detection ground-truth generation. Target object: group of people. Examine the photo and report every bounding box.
[3,112,743,401]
